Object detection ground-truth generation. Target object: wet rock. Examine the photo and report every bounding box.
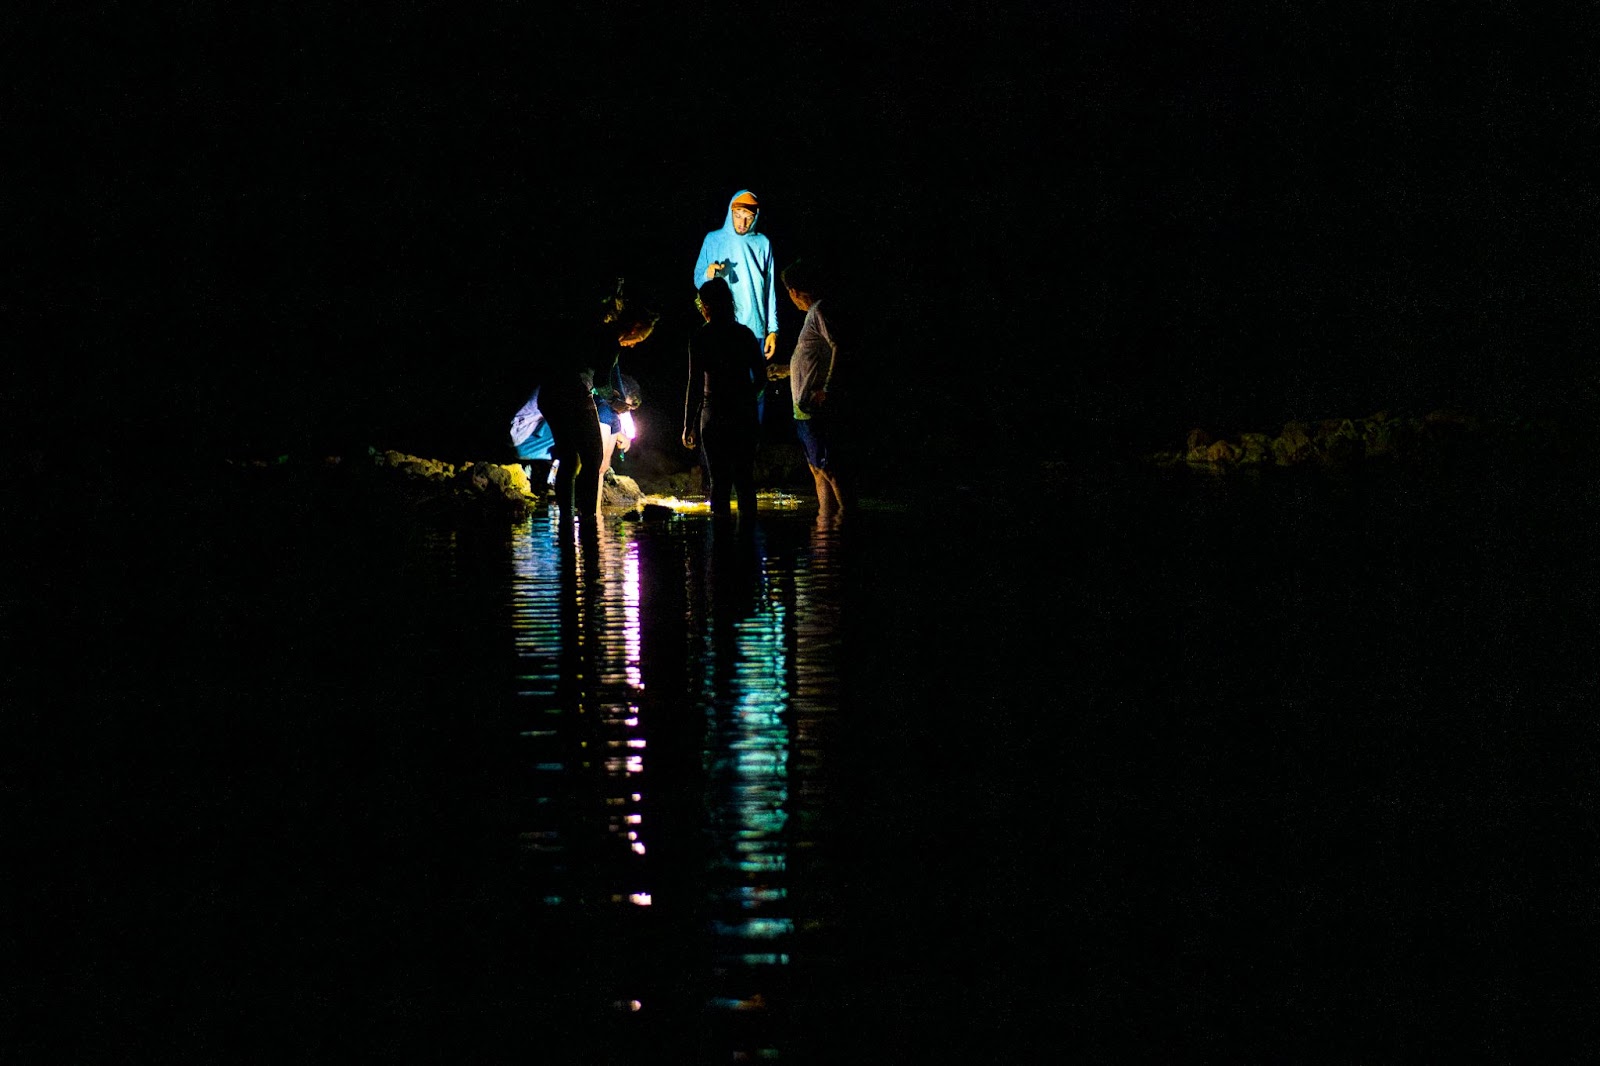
[382,450,456,481]
[459,460,529,506]
[1238,432,1272,465]
[602,472,644,511]
[1318,419,1364,465]
[1361,417,1398,458]
[1151,409,1547,475]
[1274,422,1314,466]
[364,449,535,517]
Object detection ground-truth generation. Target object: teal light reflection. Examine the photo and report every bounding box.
[695,540,800,1022]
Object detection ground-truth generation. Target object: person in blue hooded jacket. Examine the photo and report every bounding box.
[693,189,779,362]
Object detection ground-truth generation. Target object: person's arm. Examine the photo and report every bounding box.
[762,245,779,359]
[682,341,703,450]
[609,361,631,409]
[814,305,838,405]
[695,237,722,284]
[789,310,829,414]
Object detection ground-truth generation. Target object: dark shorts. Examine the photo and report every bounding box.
[794,417,837,473]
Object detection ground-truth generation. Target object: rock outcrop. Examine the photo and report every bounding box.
[1151,410,1560,474]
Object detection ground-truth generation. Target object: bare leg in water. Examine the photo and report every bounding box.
[595,424,619,514]
[810,464,845,528]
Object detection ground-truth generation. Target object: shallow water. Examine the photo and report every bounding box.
[11,448,1600,1062]
[506,513,851,1062]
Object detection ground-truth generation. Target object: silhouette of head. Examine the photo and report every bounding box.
[780,259,822,309]
[600,278,659,345]
[697,276,736,323]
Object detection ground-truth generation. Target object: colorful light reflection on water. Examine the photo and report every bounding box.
[510,511,843,1059]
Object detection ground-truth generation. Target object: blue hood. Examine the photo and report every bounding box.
[693,189,779,342]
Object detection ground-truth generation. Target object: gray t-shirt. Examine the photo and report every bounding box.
[788,299,838,421]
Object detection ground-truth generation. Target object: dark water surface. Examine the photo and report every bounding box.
[10,441,1600,1062]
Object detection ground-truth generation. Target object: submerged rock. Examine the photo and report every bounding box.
[638,503,675,522]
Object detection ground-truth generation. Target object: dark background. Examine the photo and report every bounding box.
[11,2,1597,470]
[8,7,1600,1060]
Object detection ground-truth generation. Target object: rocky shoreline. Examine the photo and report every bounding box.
[226,447,815,522]
[213,405,1588,528]
[1150,409,1575,475]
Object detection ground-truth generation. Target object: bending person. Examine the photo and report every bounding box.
[591,286,656,506]
[512,283,658,522]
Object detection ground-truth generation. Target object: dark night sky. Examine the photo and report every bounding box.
[13,2,1597,463]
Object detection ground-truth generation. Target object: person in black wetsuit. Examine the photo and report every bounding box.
[682,277,766,523]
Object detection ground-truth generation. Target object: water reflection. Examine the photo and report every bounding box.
[696,527,793,1020]
[512,516,650,915]
[510,513,845,1060]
